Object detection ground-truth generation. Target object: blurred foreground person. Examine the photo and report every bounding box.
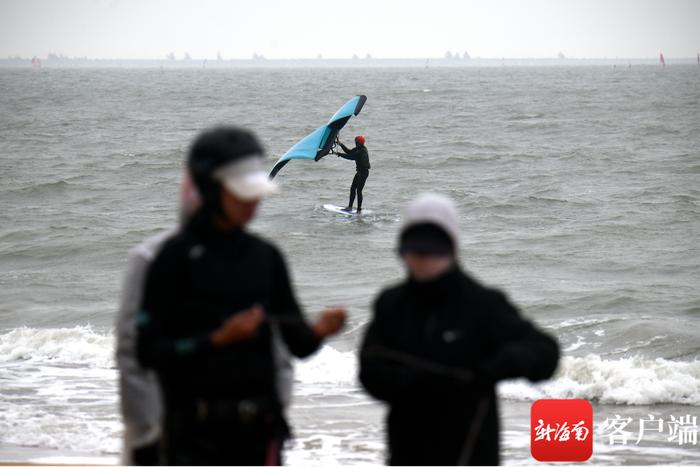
[116,171,200,465]
[137,127,346,465]
[359,193,559,465]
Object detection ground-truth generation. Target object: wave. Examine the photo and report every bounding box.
[0,406,121,454]
[0,327,119,454]
[295,344,700,406]
[2,327,699,407]
[0,326,114,368]
[1,326,699,454]
[13,180,71,195]
[499,355,700,405]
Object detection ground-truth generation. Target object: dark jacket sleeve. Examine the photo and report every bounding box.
[359,291,465,403]
[268,245,321,358]
[359,294,411,403]
[338,145,358,161]
[478,290,560,384]
[136,241,213,371]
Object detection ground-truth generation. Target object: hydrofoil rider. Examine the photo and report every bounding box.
[336,135,370,212]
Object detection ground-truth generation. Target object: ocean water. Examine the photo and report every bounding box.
[0,66,699,464]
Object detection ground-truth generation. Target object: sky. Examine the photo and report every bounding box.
[0,0,699,59]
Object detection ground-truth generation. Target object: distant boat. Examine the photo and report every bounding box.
[659,52,666,67]
[697,53,699,66]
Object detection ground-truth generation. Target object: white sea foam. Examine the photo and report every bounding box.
[562,335,587,352]
[295,344,700,406]
[499,355,700,405]
[0,326,114,367]
[0,327,120,454]
[295,345,357,385]
[2,326,699,456]
[31,456,117,465]
[295,341,700,406]
[2,327,700,406]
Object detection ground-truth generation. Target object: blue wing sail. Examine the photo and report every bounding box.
[269,95,366,179]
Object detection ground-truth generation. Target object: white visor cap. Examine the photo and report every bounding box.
[214,156,278,201]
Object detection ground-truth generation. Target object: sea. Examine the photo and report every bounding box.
[0,65,699,465]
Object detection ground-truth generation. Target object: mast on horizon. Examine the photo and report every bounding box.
[659,52,666,67]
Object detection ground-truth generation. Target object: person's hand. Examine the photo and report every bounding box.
[313,307,347,339]
[210,304,264,347]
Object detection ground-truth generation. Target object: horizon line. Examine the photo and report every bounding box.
[4,55,699,62]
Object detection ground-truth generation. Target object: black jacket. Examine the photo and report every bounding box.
[136,210,320,413]
[359,266,559,465]
[339,142,370,171]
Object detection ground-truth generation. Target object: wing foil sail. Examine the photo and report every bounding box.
[269,95,366,179]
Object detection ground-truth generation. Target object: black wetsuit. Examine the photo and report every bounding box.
[359,266,560,465]
[338,142,370,210]
[137,210,321,465]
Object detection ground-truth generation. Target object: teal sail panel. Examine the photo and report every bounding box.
[269,95,366,179]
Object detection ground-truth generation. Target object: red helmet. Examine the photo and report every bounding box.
[355,135,366,145]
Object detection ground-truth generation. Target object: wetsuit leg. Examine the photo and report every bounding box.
[348,173,359,208]
[356,171,369,209]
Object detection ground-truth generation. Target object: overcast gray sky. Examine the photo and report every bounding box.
[1,0,698,59]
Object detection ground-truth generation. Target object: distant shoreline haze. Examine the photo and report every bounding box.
[3,56,699,68]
